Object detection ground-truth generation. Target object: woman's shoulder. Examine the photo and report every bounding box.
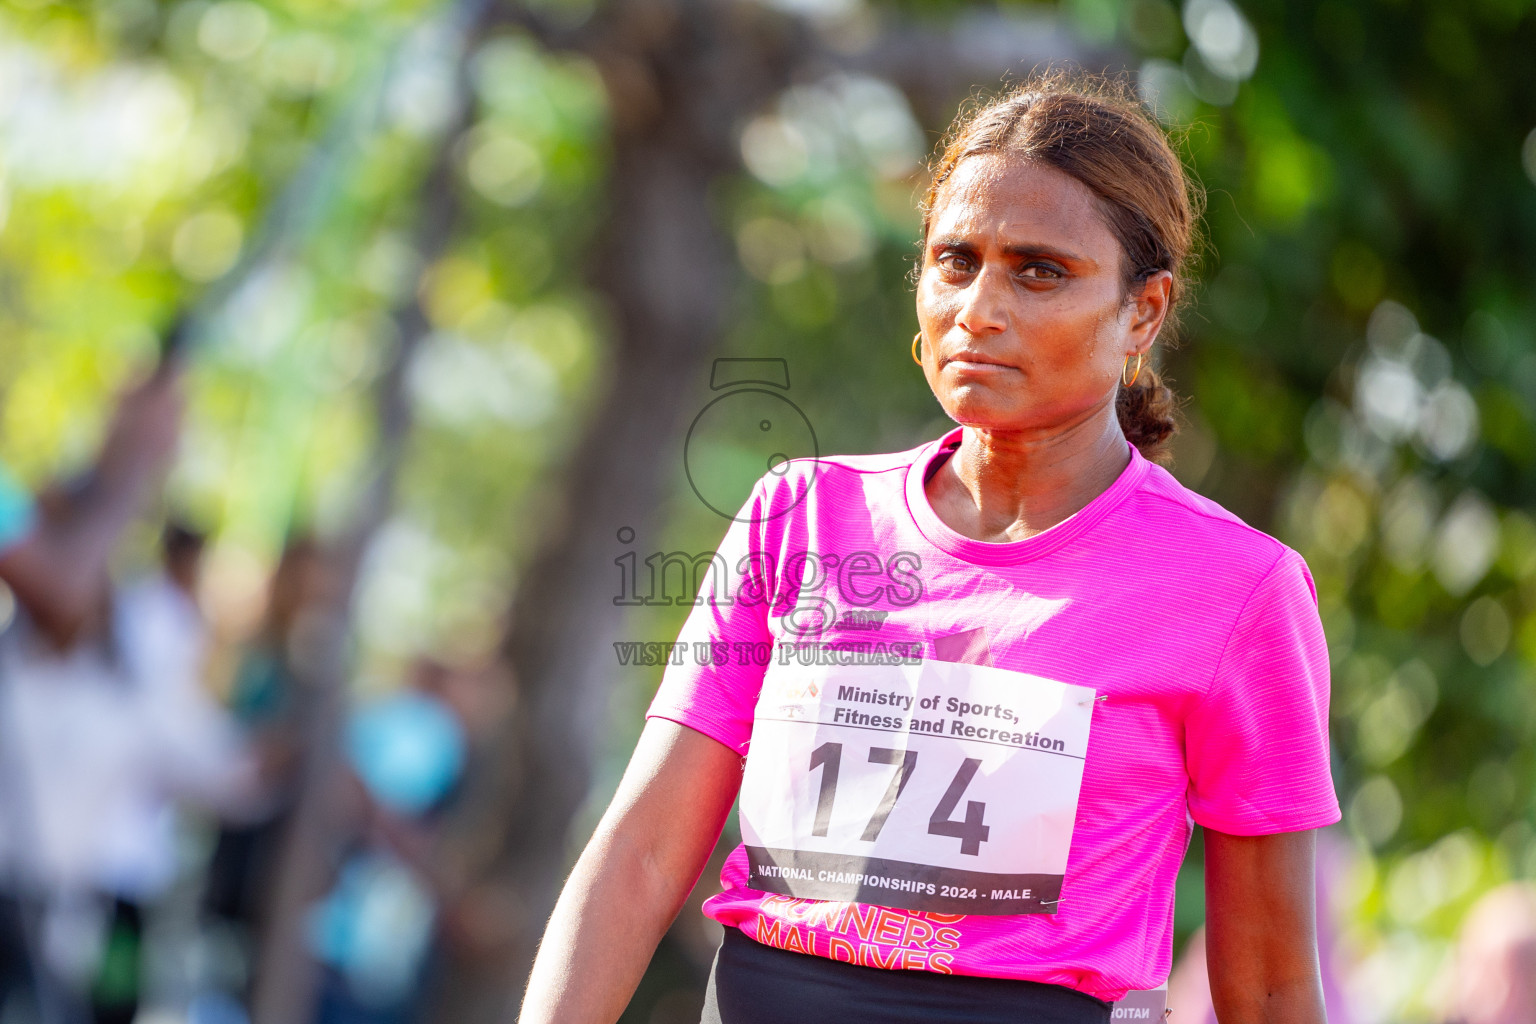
[736,441,937,545]
[753,442,933,504]
[1126,458,1307,584]
[781,445,930,481]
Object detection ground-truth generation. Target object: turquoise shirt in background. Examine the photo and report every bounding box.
[0,462,36,552]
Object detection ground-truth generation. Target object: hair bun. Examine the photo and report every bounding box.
[1116,365,1178,463]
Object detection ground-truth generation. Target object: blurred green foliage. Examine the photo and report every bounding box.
[0,0,609,663]
[1,0,1534,1016]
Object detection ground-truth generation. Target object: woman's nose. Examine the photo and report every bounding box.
[955,264,1009,335]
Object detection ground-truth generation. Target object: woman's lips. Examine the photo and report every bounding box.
[946,355,1014,372]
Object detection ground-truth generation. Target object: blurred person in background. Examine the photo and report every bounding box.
[0,370,181,645]
[0,518,267,1024]
[95,521,269,1021]
[1444,882,1536,1024]
[201,536,340,1005]
[299,655,526,1024]
[307,658,481,1024]
[0,368,184,1021]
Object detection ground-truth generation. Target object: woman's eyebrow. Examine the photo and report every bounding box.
[929,236,1092,266]
[1001,242,1090,264]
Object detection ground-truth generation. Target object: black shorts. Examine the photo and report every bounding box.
[701,927,1111,1024]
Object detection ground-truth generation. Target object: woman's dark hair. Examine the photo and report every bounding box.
[921,72,1204,462]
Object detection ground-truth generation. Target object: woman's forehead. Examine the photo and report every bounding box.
[929,154,1115,251]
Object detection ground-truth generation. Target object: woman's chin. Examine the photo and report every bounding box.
[937,400,1035,433]
[937,385,1117,438]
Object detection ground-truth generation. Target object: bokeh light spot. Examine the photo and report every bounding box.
[172,208,244,282]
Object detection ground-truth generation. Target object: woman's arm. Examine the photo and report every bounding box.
[520,718,743,1024]
[0,371,181,644]
[1204,827,1326,1024]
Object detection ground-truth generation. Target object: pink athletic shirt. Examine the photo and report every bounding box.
[647,427,1340,1002]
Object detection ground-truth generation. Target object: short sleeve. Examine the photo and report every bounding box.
[645,481,776,755]
[0,461,36,553]
[1184,548,1341,835]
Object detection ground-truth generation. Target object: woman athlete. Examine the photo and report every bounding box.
[520,75,1338,1024]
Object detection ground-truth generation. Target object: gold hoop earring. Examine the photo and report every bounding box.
[912,332,923,366]
[1122,352,1144,388]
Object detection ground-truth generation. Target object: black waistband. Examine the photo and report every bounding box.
[701,926,1110,1024]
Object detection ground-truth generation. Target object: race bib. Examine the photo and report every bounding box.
[739,655,1094,915]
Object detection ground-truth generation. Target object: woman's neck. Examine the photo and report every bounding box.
[925,405,1132,543]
